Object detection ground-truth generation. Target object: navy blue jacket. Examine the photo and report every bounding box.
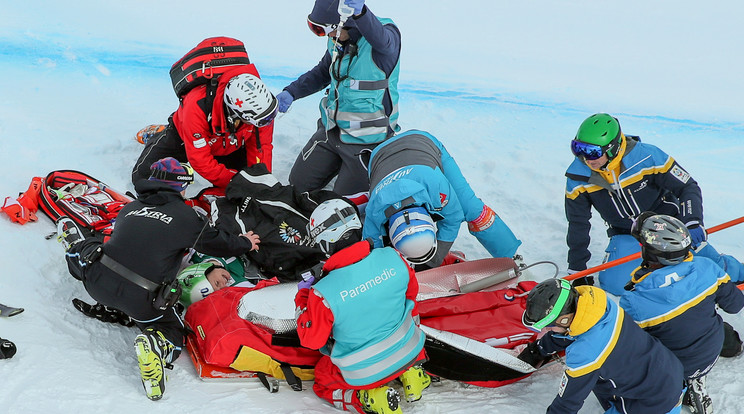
[619,255,744,378]
[565,136,703,271]
[538,286,684,414]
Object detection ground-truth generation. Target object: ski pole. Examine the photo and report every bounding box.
[564,215,744,282]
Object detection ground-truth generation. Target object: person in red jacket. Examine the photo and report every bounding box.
[132,65,278,192]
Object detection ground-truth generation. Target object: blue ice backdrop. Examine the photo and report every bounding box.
[1,1,742,413]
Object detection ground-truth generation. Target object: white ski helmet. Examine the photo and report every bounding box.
[308,198,362,256]
[224,74,278,127]
[177,263,217,307]
[388,206,437,264]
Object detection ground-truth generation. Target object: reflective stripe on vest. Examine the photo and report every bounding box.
[332,316,423,383]
[332,314,414,369]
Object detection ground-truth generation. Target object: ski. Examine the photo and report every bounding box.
[420,325,536,374]
[0,303,24,317]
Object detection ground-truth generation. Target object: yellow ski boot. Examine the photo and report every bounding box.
[358,386,402,414]
[134,328,174,400]
[399,365,431,402]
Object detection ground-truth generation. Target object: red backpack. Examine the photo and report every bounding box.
[169,36,251,98]
[37,170,133,237]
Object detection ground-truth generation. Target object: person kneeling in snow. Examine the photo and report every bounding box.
[518,279,685,414]
[57,157,259,401]
[363,129,521,269]
[619,213,744,414]
[294,199,430,414]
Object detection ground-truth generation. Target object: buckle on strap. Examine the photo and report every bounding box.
[384,196,416,219]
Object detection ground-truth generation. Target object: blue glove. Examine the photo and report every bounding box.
[276,91,294,113]
[298,275,315,290]
[687,224,707,248]
[344,0,365,15]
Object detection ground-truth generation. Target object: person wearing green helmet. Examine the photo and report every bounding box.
[177,254,255,308]
[565,113,744,295]
[518,279,686,413]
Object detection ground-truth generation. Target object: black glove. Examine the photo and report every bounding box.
[517,341,553,369]
[571,275,594,287]
[72,298,135,327]
[0,338,16,359]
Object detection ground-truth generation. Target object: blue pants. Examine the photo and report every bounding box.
[437,137,521,258]
[605,403,681,414]
[598,235,744,296]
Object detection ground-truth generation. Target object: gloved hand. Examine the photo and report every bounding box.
[687,224,707,249]
[0,338,17,359]
[343,0,365,15]
[298,275,316,290]
[516,341,553,369]
[567,269,594,287]
[276,91,294,113]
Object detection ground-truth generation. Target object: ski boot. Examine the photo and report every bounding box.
[135,124,166,145]
[684,376,713,414]
[358,386,402,414]
[0,337,17,359]
[56,217,85,252]
[398,365,431,402]
[134,328,174,401]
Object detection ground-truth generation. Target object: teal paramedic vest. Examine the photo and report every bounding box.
[312,247,425,386]
[320,17,400,145]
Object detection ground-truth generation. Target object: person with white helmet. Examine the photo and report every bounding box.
[132,64,278,193]
[363,129,522,269]
[295,198,431,414]
[276,0,402,208]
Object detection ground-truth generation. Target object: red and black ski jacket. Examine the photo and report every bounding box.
[171,65,275,188]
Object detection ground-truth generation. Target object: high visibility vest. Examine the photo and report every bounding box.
[320,17,400,144]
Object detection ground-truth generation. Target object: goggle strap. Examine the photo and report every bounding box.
[531,279,572,330]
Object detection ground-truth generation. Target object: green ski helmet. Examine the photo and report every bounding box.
[571,113,623,160]
[177,263,219,307]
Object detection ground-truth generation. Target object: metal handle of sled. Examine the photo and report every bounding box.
[458,260,559,293]
[564,215,744,289]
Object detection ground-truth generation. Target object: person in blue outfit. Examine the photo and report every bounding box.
[619,213,744,414]
[518,279,685,414]
[363,129,521,268]
[276,0,401,206]
[565,113,744,295]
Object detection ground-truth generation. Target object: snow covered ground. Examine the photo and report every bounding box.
[1,1,743,413]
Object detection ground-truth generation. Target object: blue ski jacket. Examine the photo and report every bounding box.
[619,255,744,378]
[363,130,466,248]
[538,286,684,414]
[565,136,703,271]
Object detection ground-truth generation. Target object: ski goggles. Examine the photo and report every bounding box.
[570,139,607,161]
[250,104,278,128]
[231,101,279,128]
[307,17,338,37]
[522,279,572,331]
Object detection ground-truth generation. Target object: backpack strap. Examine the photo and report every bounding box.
[256,372,280,393]
[279,363,303,391]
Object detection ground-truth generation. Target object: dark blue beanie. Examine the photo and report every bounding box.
[308,0,357,27]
